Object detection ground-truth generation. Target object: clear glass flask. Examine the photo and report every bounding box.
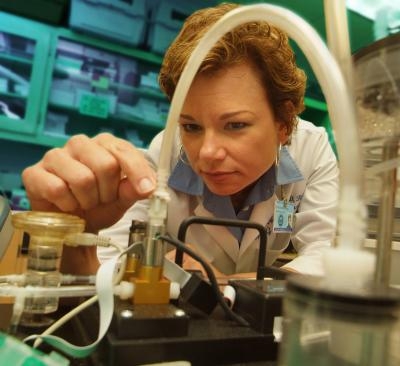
[354,32,400,286]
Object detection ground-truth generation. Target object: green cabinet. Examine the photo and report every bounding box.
[38,28,168,148]
[0,12,51,135]
[0,12,168,149]
[301,97,337,156]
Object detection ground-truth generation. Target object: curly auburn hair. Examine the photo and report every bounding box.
[158,2,307,135]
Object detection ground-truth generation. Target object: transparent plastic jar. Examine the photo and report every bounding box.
[11,211,85,324]
[277,275,400,366]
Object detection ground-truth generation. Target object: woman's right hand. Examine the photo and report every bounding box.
[22,133,157,233]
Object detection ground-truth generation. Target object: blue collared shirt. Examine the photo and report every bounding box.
[168,147,303,240]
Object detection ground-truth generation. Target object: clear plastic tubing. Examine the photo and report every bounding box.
[0,274,96,285]
[0,285,96,298]
[155,4,365,253]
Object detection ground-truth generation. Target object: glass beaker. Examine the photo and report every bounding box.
[11,211,85,326]
[277,275,400,366]
[354,32,400,285]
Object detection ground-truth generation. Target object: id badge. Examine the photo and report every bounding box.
[273,199,295,233]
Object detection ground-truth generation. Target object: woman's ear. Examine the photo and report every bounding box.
[277,99,296,143]
[277,123,289,145]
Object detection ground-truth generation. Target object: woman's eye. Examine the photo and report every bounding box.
[180,123,202,133]
[226,122,248,130]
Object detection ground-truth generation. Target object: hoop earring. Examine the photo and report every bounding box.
[275,142,282,167]
[179,145,190,165]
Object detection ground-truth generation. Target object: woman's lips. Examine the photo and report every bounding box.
[202,170,235,183]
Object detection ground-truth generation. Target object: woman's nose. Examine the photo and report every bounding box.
[199,132,226,160]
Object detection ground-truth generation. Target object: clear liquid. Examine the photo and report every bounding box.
[23,245,61,315]
[23,271,61,314]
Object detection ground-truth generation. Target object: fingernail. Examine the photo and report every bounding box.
[138,177,155,194]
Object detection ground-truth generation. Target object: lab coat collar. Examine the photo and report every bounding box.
[276,146,304,185]
[168,146,304,196]
[167,160,203,195]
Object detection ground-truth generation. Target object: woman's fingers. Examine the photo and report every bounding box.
[22,133,157,230]
[23,153,84,212]
[64,134,122,206]
[93,133,157,196]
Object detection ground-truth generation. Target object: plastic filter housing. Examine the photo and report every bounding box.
[11,212,85,321]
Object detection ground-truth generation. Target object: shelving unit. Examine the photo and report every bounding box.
[0,13,51,135]
[39,32,168,148]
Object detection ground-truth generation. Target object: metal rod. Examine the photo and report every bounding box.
[374,138,399,286]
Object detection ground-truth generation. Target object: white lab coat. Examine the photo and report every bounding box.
[100,120,339,276]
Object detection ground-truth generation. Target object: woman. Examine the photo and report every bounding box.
[22,3,338,277]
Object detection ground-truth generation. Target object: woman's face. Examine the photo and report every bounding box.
[179,62,287,196]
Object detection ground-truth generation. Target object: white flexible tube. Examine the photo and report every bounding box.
[32,295,99,349]
[324,0,355,92]
[155,4,366,254]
